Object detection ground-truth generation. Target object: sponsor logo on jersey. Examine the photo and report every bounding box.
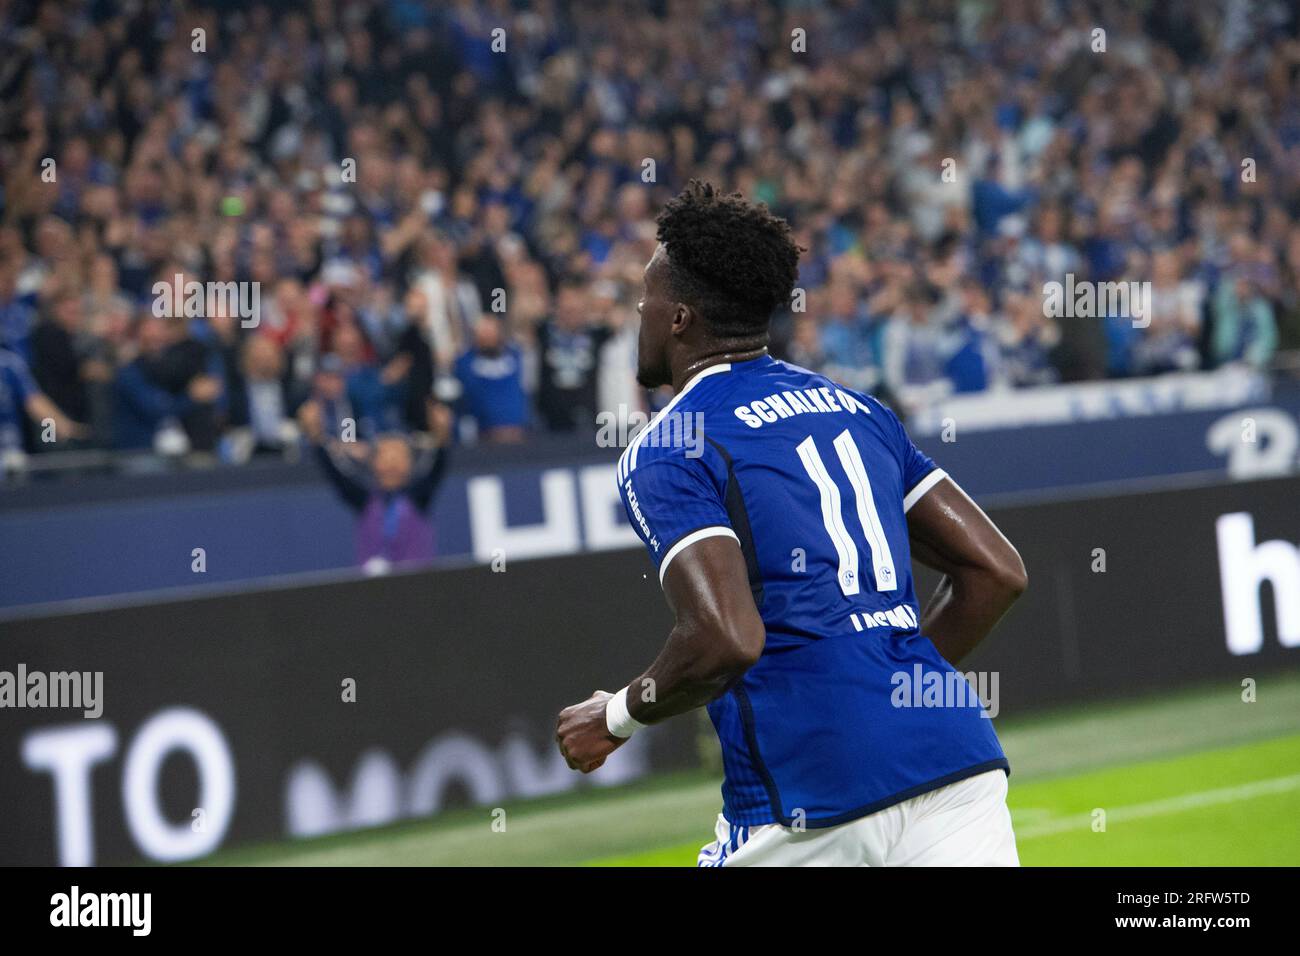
[623,479,659,552]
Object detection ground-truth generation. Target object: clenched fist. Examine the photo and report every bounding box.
[555,691,627,774]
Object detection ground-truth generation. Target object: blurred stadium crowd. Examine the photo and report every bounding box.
[1,0,1299,466]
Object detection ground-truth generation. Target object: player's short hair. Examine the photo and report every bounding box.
[655,180,801,338]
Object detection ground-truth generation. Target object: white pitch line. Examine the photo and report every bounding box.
[1015,772,1300,840]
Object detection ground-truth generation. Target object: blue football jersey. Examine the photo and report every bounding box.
[617,354,1008,828]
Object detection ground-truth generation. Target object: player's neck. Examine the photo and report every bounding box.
[673,342,769,393]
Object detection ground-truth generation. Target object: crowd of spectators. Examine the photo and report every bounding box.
[1,0,1299,466]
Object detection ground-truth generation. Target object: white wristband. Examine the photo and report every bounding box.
[605,686,646,739]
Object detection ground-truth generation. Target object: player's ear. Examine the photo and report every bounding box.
[670,302,695,338]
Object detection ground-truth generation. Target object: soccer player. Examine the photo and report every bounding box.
[555,181,1027,866]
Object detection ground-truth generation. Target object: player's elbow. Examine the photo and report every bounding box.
[724,621,765,673]
[693,615,764,682]
[992,546,1028,602]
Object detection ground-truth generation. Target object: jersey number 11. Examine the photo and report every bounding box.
[796,429,897,595]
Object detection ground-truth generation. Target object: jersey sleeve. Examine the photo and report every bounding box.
[867,395,947,512]
[618,453,737,584]
[898,422,947,512]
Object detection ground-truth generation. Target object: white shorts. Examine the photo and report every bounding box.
[697,769,1019,867]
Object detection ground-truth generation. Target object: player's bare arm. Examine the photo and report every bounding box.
[556,534,764,774]
[907,478,1028,666]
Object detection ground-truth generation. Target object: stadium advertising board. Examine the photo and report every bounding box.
[4,382,1300,611]
[1,475,1296,865]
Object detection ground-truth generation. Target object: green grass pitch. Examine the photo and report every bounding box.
[206,670,1300,867]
